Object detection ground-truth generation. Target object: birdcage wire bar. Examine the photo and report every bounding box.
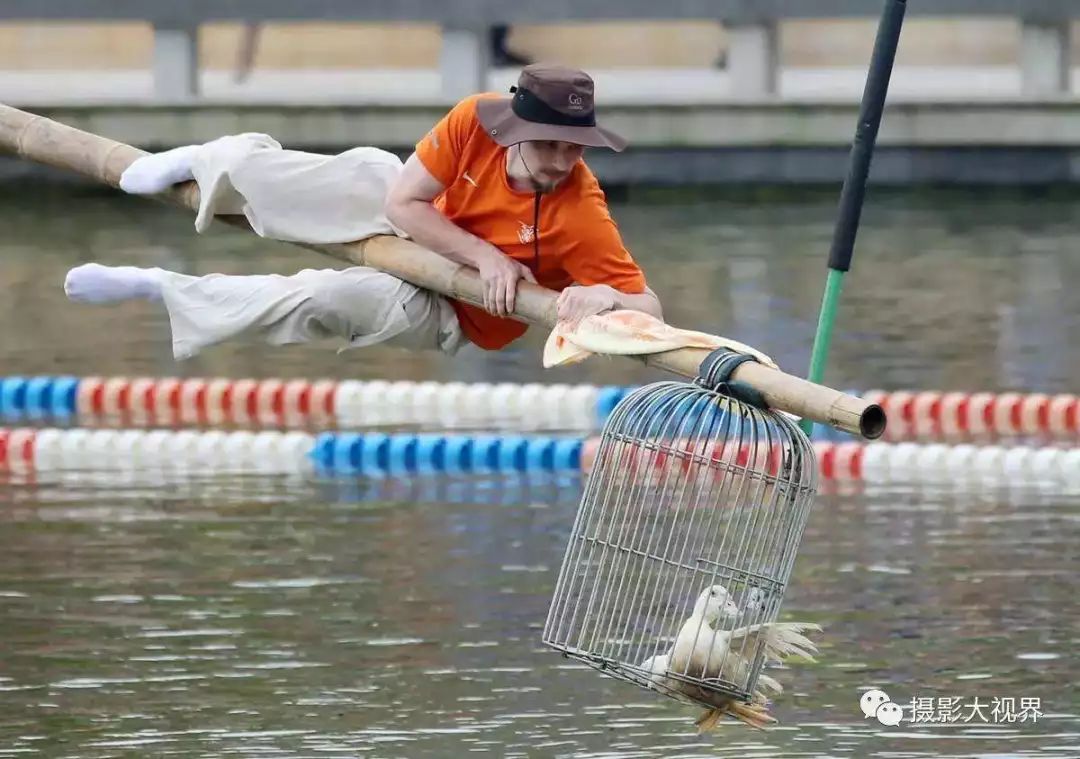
[543,379,817,707]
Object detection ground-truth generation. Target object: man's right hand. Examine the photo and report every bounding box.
[475,246,537,317]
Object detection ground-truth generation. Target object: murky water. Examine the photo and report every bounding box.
[0,183,1077,757]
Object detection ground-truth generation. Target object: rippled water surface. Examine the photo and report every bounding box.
[0,184,1077,757]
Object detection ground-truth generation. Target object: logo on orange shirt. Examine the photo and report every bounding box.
[517,221,536,244]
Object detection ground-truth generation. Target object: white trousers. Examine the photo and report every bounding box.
[160,267,465,361]
[157,133,465,358]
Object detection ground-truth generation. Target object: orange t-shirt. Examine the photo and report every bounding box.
[413,93,647,350]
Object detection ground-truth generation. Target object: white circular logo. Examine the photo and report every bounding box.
[860,689,903,726]
[568,93,583,108]
[877,701,904,727]
[860,689,890,719]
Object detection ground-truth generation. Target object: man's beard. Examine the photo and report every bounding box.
[518,145,562,193]
[530,170,568,193]
[530,176,558,193]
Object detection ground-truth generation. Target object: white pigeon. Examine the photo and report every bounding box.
[640,583,822,732]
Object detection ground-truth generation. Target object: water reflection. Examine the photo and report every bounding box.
[0,468,1075,757]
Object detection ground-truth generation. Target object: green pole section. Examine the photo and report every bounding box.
[799,270,845,435]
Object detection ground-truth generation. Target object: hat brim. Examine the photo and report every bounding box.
[476,97,627,152]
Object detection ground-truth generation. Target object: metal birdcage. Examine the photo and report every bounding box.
[542,350,818,712]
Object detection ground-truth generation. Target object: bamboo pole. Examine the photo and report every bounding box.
[0,102,886,439]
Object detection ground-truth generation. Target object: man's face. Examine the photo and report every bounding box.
[520,140,585,191]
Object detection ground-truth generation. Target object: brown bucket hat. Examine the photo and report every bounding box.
[477,63,627,152]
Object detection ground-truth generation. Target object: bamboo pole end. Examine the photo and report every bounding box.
[860,403,887,439]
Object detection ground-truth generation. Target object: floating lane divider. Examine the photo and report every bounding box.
[309,432,586,476]
[0,376,628,433]
[1,428,1078,487]
[0,377,1076,441]
[867,389,1079,441]
[0,428,587,477]
[812,440,1079,486]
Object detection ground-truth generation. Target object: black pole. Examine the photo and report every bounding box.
[827,0,906,273]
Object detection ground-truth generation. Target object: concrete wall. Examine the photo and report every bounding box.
[8,99,1073,186]
[0,19,1077,70]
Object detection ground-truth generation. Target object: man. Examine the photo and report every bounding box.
[64,64,662,360]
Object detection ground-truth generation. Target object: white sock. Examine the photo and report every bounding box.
[118,145,201,195]
[64,263,164,304]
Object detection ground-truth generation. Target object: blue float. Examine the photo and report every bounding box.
[525,436,556,471]
[386,434,418,474]
[414,434,446,473]
[333,432,364,472]
[442,436,472,473]
[0,377,28,421]
[470,435,501,474]
[552,438,583,470]
[51,377,80,417]
[497,435,528,471]
[595,385,628,426]
[359,433,390,476]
